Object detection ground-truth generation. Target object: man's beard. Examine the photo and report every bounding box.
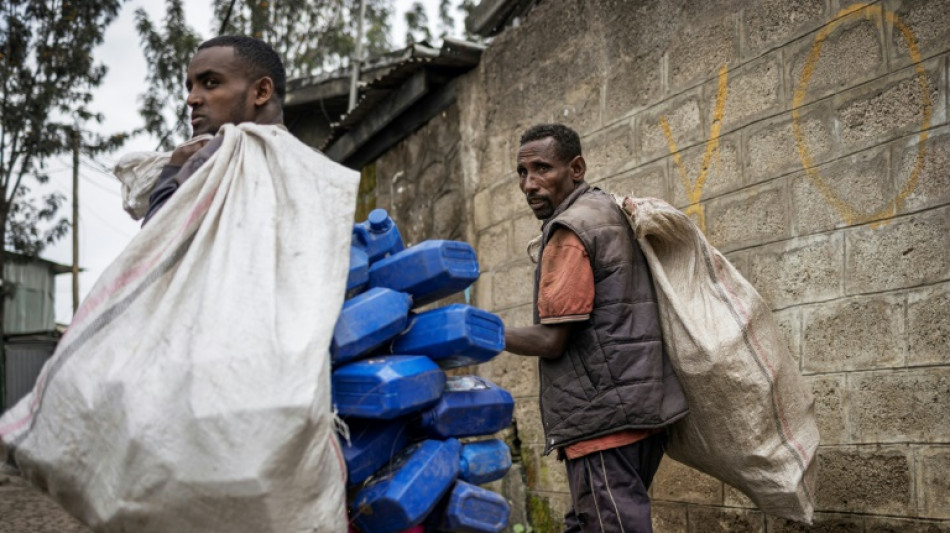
[527,194,554,219]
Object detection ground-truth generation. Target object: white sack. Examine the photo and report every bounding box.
[620,196,819,524]
[113,134,213,220]
[0,123,358,533]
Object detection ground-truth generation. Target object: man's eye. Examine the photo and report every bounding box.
[204,79,219,88]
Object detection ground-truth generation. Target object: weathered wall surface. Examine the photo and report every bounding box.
[375,106,468,248]
[373,0,950,530]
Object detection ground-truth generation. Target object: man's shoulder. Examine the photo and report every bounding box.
[561,188,626,227]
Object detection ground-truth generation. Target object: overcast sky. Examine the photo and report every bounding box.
[44,0,448,323]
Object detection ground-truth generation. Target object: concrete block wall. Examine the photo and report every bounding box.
[368,0,949,530]
[374,106,467,247]
[448,0,950,530]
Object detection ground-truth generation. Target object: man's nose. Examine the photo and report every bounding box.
[186,89,201,107]
[521,173,539,194]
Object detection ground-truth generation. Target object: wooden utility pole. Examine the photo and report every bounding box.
[72,128,79,315]
[348,0,367,112]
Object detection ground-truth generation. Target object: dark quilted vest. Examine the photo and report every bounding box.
[534,184,688,454]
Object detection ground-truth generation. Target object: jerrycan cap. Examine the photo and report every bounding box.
[368,208,392,232]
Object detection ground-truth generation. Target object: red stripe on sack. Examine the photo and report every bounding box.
[0,394,40,436]
[711,253,810,465]
[0,188,218,439]
[72,190,217,328]
[330,433,347,483]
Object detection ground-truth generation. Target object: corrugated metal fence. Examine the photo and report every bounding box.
[3,335,58,410]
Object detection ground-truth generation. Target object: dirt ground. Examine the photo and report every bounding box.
[0,472,91,533]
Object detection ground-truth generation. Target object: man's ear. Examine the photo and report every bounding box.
[569,155,587,183]
[253,76,275,107]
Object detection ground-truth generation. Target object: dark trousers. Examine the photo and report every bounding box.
[563,431,667,533]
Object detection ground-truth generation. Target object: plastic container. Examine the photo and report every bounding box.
[353,208,404,263]
[346,245,370,295]
[331,288,412,365]
[342,417,410,486]
[368,240,480,307]
[333,355,445,419]
[426,480,510,533]
[351,439,461,533]
[459,439,512,485]
[391,304,504,368]
[418,376,514,439]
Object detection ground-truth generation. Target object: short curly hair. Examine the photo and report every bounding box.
[198,35,286,105]
[519,123,582,163]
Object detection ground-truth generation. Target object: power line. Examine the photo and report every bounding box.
[78,161,122,190]
[80,174,122,199]
[39,166,72,175]
[79,210,135,240]
[80,154,120,176]
[79,156,117,178]
[86,152,116,167]
[79,158,111,176]
[45,163,122,199]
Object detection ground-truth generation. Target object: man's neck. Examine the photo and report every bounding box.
[256,109,284,127]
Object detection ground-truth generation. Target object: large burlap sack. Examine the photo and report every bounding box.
[619,196,819,524]
[113,133,214,220]
[0,123,357,532]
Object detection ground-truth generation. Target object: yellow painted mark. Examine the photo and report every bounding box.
[792,3,931,227]
[661,64,729,233]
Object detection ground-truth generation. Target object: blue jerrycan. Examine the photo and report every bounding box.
[425,480,511,533]
[417,376,514,439]
[459,439,512,485]
[351,438,461,533]
[353,208,405,263]
[347,245,370,295]
[368,240,480,307]
[391,304,504,368]
[332,355,445,419]
[342,417,409,486]
[331,288,412,365]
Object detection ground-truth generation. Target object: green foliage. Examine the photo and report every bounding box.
[527,493,561,532]
[438,0,454,38]
[405,1,431,45]
[135,0,202,150]
[212,0,393,78]
[136,0,481,149]
[5,185,68,256]
[423,0,483,44]
[455,0,480,41]
[0,0,125,255]
[0,0,125,405]
[137,0,396,147]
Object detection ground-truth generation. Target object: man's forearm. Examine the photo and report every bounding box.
[504,323,573,359]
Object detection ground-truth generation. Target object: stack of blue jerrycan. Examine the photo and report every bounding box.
[331,209,515,533]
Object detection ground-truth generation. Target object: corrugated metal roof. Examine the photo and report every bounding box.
[284,40,483,162]
[335,39,482,130]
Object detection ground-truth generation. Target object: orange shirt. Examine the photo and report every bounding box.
[539,228,659,460]
[538,228,594,324]
[563,428,663,460]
